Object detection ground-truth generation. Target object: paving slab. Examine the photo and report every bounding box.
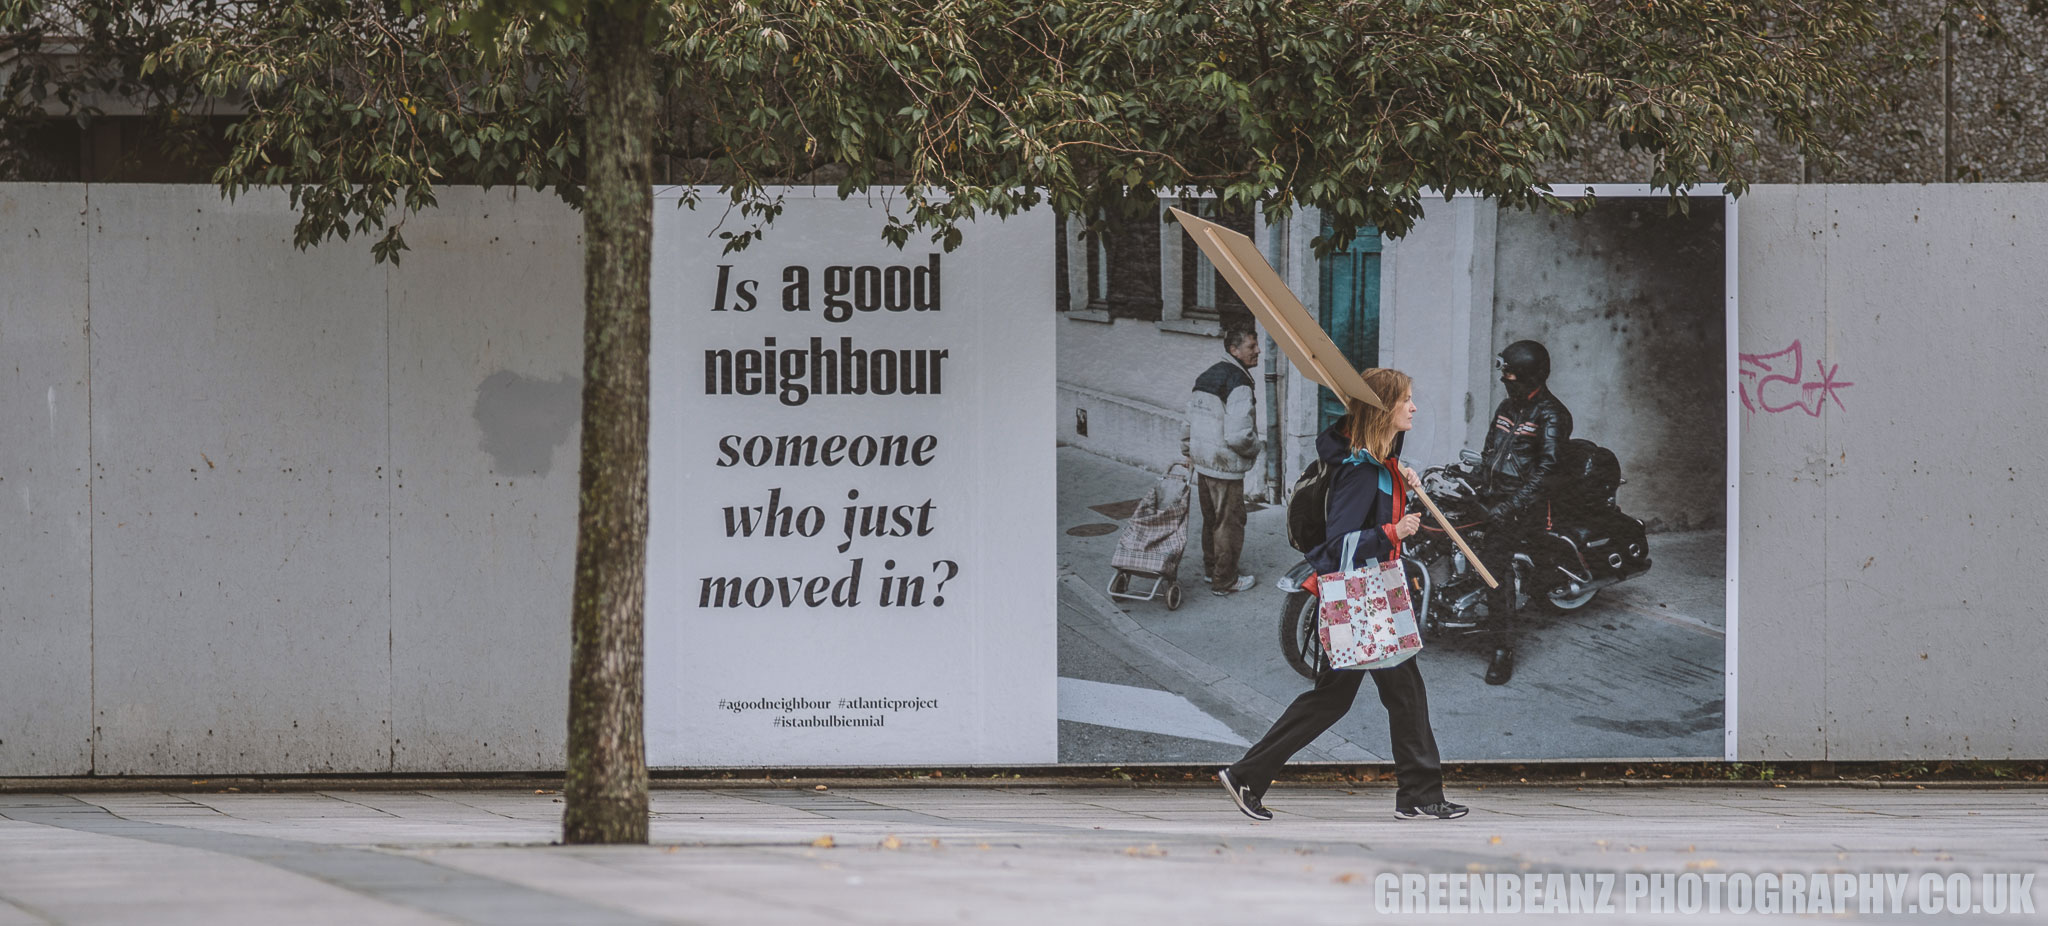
[0,785,2042,924]
[0,819,448,926]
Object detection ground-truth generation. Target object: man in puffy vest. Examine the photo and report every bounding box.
[1474,339,1573,685]
[1182,322,1264,596]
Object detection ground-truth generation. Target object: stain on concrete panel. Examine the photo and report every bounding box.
[389,188,581,772]
[88,184,392,775]
[1733,186,1832,761]
[473,371,580,476]
[1812,185,2048,761]
[0,184,93,776]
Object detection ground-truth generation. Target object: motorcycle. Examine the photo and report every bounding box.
[1277,440,1654,679]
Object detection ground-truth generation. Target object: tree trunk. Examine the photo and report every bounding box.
[563,0,655,845]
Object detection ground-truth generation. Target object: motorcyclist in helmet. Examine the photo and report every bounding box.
[1473,339,1573,685]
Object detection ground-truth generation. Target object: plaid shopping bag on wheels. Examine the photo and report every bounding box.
[1314,531,1423,671]
[1110,463,1191,577]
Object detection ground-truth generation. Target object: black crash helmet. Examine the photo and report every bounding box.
[1497,340,1551,387]
[1499,338,1540,385]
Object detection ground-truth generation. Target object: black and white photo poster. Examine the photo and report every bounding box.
[1053,194,1730,763]
[646,190,1056,766]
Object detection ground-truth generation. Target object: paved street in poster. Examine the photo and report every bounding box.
[1,784,2040,924]
[1056,446,1727,764]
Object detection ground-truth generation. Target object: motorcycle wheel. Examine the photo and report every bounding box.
[1543,585,1600,612]
[1278,590,1326,680]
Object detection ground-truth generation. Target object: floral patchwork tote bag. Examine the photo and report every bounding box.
[1314,531,1423,671]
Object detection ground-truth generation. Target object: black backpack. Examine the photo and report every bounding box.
[1555,438,1622,504]
[1285,460,1339,553]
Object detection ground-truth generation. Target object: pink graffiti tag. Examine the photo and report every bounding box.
[1738,340,1852,416]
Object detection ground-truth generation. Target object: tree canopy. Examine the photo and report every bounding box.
[11,0,1881,253]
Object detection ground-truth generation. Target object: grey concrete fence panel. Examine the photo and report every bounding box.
[0,182,2041,773]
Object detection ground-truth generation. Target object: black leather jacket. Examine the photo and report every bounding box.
[1479,387,1573,520]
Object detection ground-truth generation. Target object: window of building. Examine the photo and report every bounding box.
[1179,199,1222,322]
[1161,197,1253,333]
[1057,211,1118,321]
[1086,220,1111,308]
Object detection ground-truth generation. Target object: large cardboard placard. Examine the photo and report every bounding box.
[1168,206,1381,409]
[1171,206,1491,585]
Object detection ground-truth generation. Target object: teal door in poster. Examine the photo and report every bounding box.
[1316,225,1383,429]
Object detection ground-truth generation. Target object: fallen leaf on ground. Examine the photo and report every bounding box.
[880,835,902,850]
[811,835,836,848]
[814,784,828,791]
[1123,844,1167,857]
[1335,873,1360,884]
[1489,835,1502,844]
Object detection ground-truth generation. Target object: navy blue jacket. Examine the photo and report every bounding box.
[1304,417,1407,576]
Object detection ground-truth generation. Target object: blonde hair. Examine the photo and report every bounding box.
[1344,368,1414,461]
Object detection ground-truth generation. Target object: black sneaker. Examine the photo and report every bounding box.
[1218,768,1272,821]
[1394,801,1470,821]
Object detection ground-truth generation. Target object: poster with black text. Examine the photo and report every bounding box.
[646,190,1057,767]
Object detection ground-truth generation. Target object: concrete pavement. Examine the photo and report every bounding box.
[1,784,2043,924]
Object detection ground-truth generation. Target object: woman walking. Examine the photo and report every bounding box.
[1218,368,1469,822]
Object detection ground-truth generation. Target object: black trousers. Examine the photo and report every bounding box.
[1474,513,1535,652]
[1225,656,1445,808]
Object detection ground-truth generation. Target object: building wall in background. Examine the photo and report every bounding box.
[1489,199,1728,532]
[1557,5,2048,184]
